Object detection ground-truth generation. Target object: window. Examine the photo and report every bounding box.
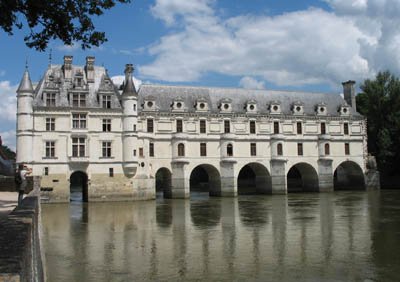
[46,118,55,131]
[344,123,349,135]
[72,113,87,129]
[133,149,136,156]
[345,143,350,155]
[139,147,144,157]
[250,143,257,156]
[72,93,86,107]
[325,143,330,155]
[274,121,279,134]
[133,124,136,131]
[102,95,111,109]
[72,137,85,157]
[133,104,136,111]
[227,144,233,157]
[102,141,112,158]
[277,143,283,156]
[224,120,230,133]
[321,122,326,135]
[177,120,183,133]
[46,93,56,106]
[200,143,207,156]
[200,120,206,133]
[44,167,49,176]
[250,121,256,134]
[102,119,111,132]
[149,143,154,157]
[297,122,302,134]
[297,143,303,156]
[109,168,114,177]
[147,119,154,133]
[45,141,55,157]
[178,143,185,157]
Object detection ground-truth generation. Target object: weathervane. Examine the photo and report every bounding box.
[49,48,52,66]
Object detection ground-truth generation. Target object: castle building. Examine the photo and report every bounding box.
[16,56,379,202]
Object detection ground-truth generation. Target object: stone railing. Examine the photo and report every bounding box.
[0,176,45,282]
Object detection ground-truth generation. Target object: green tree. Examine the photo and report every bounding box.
[0,0,130,51]
[0,144,16,160]
[357,71,400,175]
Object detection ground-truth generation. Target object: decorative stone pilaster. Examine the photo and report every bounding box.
[220,159,237,197]
[270,159,287,194]
[170,160,190,198]
[318,158,334,192]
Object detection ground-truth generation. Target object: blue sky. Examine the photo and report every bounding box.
[1,0,400,149]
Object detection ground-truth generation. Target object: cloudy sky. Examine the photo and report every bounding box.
[1,0,400,149]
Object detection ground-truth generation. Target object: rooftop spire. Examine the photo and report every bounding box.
[122,64,137,96]
[17,67,34,93]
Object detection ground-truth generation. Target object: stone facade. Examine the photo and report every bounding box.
[16,56,379,203]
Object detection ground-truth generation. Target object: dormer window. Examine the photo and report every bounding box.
[339,103,350,116]
[171,98,186,112]
[316,103,327,116]
[269,101,281,114]
[246,100,257,113]
[74,71,84,88]
[219,98,232,113]
[195,98,209,112]
[143,96,156,111]
[292,101,304,115]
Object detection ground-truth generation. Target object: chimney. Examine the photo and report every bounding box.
[342,80,356,109]
[124,64,134,82]
[63,55,73,80]
[85,56,95,83]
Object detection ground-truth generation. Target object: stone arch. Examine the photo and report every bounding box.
[334,161,365,190]
[155,167,172,198]
[287,162,319,192]
[237,162,272,195]
[189,164,221,197]
[70,171,88,202]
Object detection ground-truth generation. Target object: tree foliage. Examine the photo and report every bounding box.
[0,0,130,51]
[357,71,400,175]
[0,145,16,160]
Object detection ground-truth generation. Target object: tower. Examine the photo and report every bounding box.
[121,64,138,176]
[16,67,34,165]
[342,80,356,109]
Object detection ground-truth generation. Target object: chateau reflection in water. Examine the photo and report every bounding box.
[43,191,396,281]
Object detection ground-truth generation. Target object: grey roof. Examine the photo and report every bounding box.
[138,84,360,116]
[17,70,34,93]
[122,75,137,96]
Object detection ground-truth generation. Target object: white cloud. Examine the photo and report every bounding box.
[141,0,400,90]
[239,76,265,89]
[0,129,16,151]
[111,75,142,90]
[0,81,17,122]
[56,43,80,52]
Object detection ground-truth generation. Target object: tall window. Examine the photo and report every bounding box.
[227,144,233,157]
[274,121,279,134]
[250,121,256,134]
[72,93,86,107]
[109,168,114,177]
[176,119,183,133]
[46,93,56,106]
[133,104,136,111]
[345,143,350,155]
[297,122,302,134]
[277,143,283,156]
[133,124,136,131]
[297,143,303,156]
[200,143,207,156]
[321,122,326,135]
[149,143,154,157]
[102,119,111,132]
[344,123,349,135]
[72,113,87,129]
[45,141,55,157]
[200,120,206,133]
[46,118,55,131]
[72,137,85,157]
[178,143,185,157]
[102,95,111,109]
[250,143,257,156]
[133,149,136,156]
[147,119,154,133]
[102,141,112,158]
[325,143,330,155]
[139,147,144,157]
[224,120,230,133]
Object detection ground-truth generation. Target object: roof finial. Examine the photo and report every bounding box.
[25,57,28,70]
[48,48,52,66]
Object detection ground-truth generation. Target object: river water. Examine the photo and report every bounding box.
[42,190,400,281]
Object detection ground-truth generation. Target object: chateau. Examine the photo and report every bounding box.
[16,56,379,202]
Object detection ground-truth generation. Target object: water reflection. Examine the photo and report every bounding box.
[42,191,400,281]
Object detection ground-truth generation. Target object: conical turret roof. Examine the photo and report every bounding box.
[17,69,34,93]
[122,64,137,96]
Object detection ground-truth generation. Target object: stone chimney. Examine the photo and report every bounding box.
[63,55,73,80]
[124,64,134,81]
[85,56,95,83]
[342,80,356,109]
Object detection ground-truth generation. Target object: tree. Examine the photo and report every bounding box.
[0,0,130,51]
[357,71,400,176]
[0,144,16,160]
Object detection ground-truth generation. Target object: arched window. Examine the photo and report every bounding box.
[277,143,283,156]
[324,143,330,155]
[227,144,233,157]
[178,143,185,157]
